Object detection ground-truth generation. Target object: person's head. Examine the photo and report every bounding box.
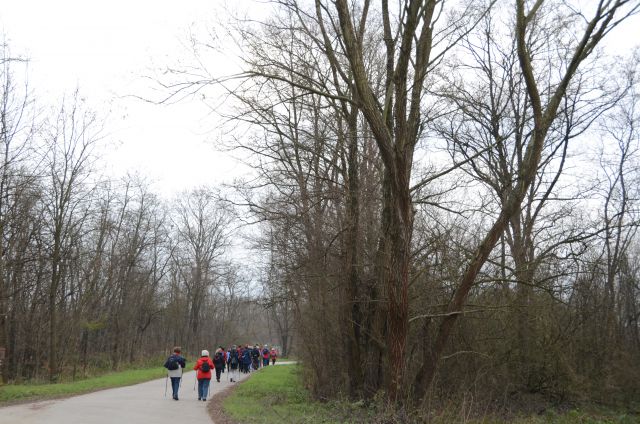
[232,345,237,349]
[173,346,182,354]
[201,349,209,357]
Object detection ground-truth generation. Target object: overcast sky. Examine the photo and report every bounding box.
[0,0,261,197]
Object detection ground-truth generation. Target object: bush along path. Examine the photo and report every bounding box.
[0,368,249,424]
[213,364,640,424]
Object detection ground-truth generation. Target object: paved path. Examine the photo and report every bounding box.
[0,368,249,424]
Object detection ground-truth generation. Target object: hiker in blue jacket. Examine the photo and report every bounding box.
[163,346,186,400]
[242,347,252,374]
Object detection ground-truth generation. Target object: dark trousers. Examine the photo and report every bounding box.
[215,367,222,381]
[170,377,181,398]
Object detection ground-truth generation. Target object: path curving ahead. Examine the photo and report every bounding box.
[0,369,249,424]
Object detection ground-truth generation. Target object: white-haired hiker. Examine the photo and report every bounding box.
[193,350,214,401]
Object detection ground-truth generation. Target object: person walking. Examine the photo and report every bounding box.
[262,345,270,367]
[242,346,252,374]
[228,345,240,382]
[237,345,243,373]
[213,348,226,382]
[163,346,186,400]
[251,345,261,371]
[270,347,278,365]
[194,350,214,401]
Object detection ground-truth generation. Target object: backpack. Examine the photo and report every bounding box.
[230,351,239,365]
[165,355,179,371]
[201,359,211,372]
[214,352,224,364]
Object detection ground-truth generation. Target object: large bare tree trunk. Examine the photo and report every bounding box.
[332,0,436,401]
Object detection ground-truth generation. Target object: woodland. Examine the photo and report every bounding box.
[1,0,640,418]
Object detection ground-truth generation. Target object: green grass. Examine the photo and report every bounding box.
[223,366,640,424]
[0,367,167,404]
[223,365,355,423]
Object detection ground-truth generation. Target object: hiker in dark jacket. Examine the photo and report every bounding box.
[163,346,186,400]
[194,350,214,401]
[251,345,261,370]
[228,345,240,382]
[213,348,226,382]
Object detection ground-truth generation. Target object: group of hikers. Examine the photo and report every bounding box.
[163,344,278,401]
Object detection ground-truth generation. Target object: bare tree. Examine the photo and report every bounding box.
[414,0,640,400]
[170,188,231,350]
[0,41,37,383]
[42,91,100,382]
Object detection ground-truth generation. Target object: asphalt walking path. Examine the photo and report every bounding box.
[0,368,249,424]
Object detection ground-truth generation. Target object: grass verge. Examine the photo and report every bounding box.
[222,365,640,424]
[505,409,640,424]
[223,364,355,423]
[0,367,167,404]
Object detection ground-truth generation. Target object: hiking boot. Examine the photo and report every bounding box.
[202,398,206,401]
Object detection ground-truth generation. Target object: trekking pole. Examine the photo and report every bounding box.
[164,375,168,398]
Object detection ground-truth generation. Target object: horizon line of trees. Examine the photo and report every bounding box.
[0,42,293,384]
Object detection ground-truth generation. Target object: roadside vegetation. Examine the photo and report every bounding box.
[223,364,348,423]
[223,365,640,424]
[0,364,168,404]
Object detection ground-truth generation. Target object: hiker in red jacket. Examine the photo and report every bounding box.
[262,345,270,367]
[193,350,214,401]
